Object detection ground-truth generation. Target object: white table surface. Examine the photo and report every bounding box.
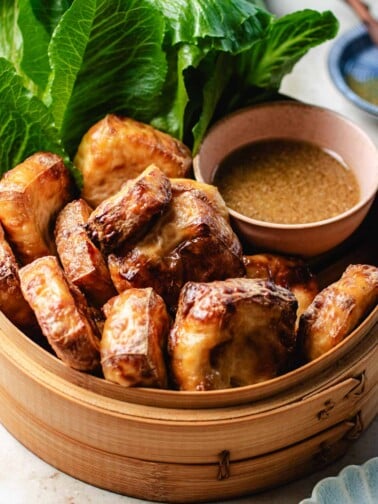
[1,1,377,503]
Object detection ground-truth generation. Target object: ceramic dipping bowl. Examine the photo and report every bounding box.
[193,101,378,257]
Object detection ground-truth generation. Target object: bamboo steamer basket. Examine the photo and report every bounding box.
[0,199,377,503]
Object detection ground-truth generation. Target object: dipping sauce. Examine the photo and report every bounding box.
[214,139,360,224]
[346,76,378,106]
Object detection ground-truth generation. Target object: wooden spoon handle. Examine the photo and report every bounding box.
[344,0,378,44]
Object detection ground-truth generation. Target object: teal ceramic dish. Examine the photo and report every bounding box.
[300,457,378,504]
[328,24,378,117]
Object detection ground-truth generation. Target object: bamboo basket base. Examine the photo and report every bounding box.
[0,317,376,503]
[0,389,374,504]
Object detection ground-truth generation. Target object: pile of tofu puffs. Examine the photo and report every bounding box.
[0,115,377,391]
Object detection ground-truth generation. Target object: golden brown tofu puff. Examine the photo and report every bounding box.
[55,198,116,308]
[108,179,245,311]
[297,264,378,361]
[169,278,297,391]
[19,256,101,372]
[0,152,74,265]
[86,164,172,253]
[243,253,319,323]
[0,223,39,333]
[75,114,192,207]
[101,288,170,388]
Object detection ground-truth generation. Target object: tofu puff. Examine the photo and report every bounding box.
[0,223,39,334]
[86,164,172,253]
[298,264,378,361]
[75,114,192,207]
[19,256,101,372]
[0,152,74,265]
[169,278,298,391]
[55,198,116,308]
[243,253,319,324]
[101,288,170,388]
[108,179,245,311]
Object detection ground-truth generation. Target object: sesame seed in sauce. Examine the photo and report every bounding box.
[214,139,360,224]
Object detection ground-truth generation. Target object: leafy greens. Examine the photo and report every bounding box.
[0,0,338,178]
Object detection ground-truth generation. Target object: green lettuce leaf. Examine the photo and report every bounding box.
[150,43,203,142]
[149,0,271,144]
[147,2,338,153]
[18,0,52,96]
[235,10,340,90]
[48,0,167,156]
[0,58,66,176]
[29,0,74,36]
[250,0,267,8]
[190,9,339,152]
[46,0,95,131]
[191,52,235,153]
[0,0,75,98]
[0,2,23,78]
[0,0,339,179]
[151,0,270,51]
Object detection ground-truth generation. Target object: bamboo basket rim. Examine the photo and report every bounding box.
[0,303,376,411]
[0,311,376,428]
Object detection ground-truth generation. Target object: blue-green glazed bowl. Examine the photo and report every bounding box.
[328,24,378,117]
[300,457,378,504]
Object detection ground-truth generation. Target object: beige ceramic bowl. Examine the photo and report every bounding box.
[193,101,378,257]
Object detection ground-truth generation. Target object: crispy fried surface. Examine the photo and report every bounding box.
[0,152,74,265]
[108,179,245,310]
[19,256,101,371]
[298,264,378,361]
[75,114,192,207]
[244,253,319,324]
[86,165,172,253]
[101,288,170,388]
[0,223,38,332]
[169,278,297,391]
[55,199,116,308]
